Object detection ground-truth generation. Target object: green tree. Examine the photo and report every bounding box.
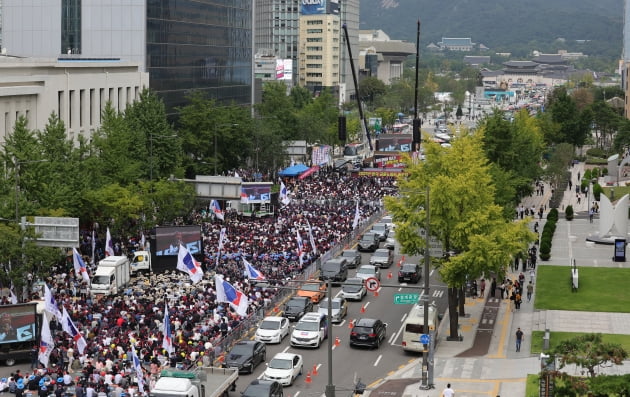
[256,82,300,140]
[359,77,387,109]
[548,87,591,147]
[552,333,628,378]
[296,89,338,144]
[83,183,144,236]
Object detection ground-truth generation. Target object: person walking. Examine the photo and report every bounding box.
[441,383,455,397]
[526,281,534,302]
[516,328,524,352]
[479,279,486,298]
[490,277,497,298]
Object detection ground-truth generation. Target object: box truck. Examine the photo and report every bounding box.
[150,367,238,397]
[131,251,151,275]
[91,256,130,295]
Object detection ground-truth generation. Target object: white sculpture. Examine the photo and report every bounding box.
[598,193,629,239]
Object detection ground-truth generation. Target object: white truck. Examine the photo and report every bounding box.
[90,255,130,295]
[150,367,239,397]
[131,250,151,274]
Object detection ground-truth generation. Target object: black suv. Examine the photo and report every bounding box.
[222,340,266,374]
[341,249,361,269]
[349,318,387,349]
[398,263,421,283]
[284,296,313,321]
[319,258,348,284]
[358,233,379,252]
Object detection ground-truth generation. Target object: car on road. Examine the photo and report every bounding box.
[356,265,380,282]
[398,263,422,284]
[222,340,266,374]
[319,257,348,284]
[317,297,348,323]
[255,316,290,344]
[358,233,379,252]
[290,312,329,348]
[349,318,387,349]
[283,296,313,322]
[370,223,389,241]
[384,236,396,250]
[341,278,367,301]
[341,249,361,268]
[369,248,393,268]
[297,280,327,303]
[242,380,284,397]
[262,352,304,386]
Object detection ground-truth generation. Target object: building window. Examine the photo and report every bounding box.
[61,0,81,54]
[306,38,322,42]
[306,29,323,33]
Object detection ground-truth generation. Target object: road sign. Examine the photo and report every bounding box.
[419,334,430,344]
[365,277,380,292]
[429,248,443,257]
[394,293,420,304]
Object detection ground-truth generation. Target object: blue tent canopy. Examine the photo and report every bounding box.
[278,164,309,177]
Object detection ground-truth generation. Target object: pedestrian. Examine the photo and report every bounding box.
[568,180,572,191]
[529,268,535,282]
[589,208,594,223]
[516,327,524,352]
[479,278,486,298]
[515,291,522,310]
[30,345,38,370]
[499,281,505,299]
[527,281,534,302]
[490,277,496,298]
[441,383,455,397]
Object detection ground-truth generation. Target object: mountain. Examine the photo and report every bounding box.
[359,0,623,58]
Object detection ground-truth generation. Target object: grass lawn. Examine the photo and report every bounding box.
[525,374,539,397]
[535,266,630,312]
[602,185,630,199]
[530,330,630,354]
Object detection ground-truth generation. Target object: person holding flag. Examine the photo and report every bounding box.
[72,248,90,283]
[177,245,204,284]
[162,300,173,356]
[295,229,305,266]
[130,342,145,393]
[280,181,290,205]
[210,200,224,221]
[38,312,54,368]
[352,200,361,230]
[216,227,227,266]
[306,219,317,255]
[243,257,265,281]
[44,284,63,323]
[214,275,249,317]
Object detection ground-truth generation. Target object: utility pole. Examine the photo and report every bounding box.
[325,279,335,397]
[420,186,434,390]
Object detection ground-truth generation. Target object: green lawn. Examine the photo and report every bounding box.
[535,266,630,312]
[530,330,630,354]
[525,374,539,397]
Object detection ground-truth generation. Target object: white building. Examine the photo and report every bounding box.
[0,56,148,144]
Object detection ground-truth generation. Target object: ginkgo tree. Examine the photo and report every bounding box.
[385,130,536,340]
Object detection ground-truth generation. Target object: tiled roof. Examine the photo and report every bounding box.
[440,38,473,46]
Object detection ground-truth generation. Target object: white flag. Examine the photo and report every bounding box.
[140,233,146,250]
[105,228,115,256]
[280,181,290,205]
[9,283,18,304]
[61,308,87,355]
[306,220,317,255]
[352,200,360,229]
[162,301,173,356]
[72,248,90,283]
[90,229,96,265]
[38,312,54,367]
[44,284,63,323]
[295,229,305,266]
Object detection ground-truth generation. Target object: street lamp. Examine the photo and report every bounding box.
[14,158,49,223]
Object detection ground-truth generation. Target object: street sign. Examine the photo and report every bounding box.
[419,334,430,344]
[365,277,380,292]
[394,293,420,304]
[429,248,443,257]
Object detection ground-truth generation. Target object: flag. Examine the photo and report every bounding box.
[211,200,224,221]
[38,313,54,367]
[234,171,240,178]
[306,220,317,255]
[90,230,96,265]
[72,248,90,283]
[62,307,87,355]
[177,245,204,284]
[243,257,265,281]
[280,181,290,205]
[218,228,227,252]
[44,284,63,323]
[105,228,115,256]
[215,275,248,317]
[295,229,305,266]
[352,200,360,229]
[130,342,145,393]
[240,190,249,204]
[162,301,173,356]
[9,283,17,304]
[140,233,146,250]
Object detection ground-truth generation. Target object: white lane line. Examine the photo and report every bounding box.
[294,392,301,397]
[338,319,346,327]
[363,301,371,309]
[398,286,403,291]
[391,322,405,346]
[334,290,343,298]
[282,346,290,353]
[316,363,323,371]
[377,286,382,293]
[373,354,382,366]
[430,269,435,277]
[400,313,408,322]
[388,332,396,344]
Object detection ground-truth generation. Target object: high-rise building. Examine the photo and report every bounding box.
[1,0,252,116]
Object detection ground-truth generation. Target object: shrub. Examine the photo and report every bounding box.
[547,208,559,222]
[593,183,603,201]
[583,169,592,180]
[586,147,607,158]
[565,205,574,220]
[602,167,608,176]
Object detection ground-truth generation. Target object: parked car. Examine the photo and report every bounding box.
[242,380,283,397]
[398,263,422,284]
[284,297,313,322]
[222,340,266,374]
[369,248,393,268]
[341,249,361,269]
[262,352,304,386]
[349,318,387,349]
[358,233,379,252]
[317,297,348,323]
[341,278,367,301]
[319,257,348,284]
[381,216,393,228]
[297,280,327,303]
[356,265,381,282]
[290,312,329,348]
[369,223,389,241]
[255,316,290,344]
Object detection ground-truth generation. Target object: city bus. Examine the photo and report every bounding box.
[343,142,369,165]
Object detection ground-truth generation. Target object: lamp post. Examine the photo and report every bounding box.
[14,158,49,223]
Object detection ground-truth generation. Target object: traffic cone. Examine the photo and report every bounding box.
[360,304,366,313]
[305,371,312,384]
[312,364,318,376]
[387,271,393,279]
[274,306,279,313]
[334,336,340,346]
[348,319,354,329]
[374,291,379,297]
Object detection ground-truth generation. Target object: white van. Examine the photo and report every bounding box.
[290,312,328,348]
[91,256,130,295]
[131,251,151,274]
[401,303,439,353]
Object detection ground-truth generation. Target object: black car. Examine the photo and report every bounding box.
[358,233,379,252]
[319,258,348,284]
[284,296,313,321]
[398,263,422,283]
[349,318,387,349]
[223,340,266,374]
[341,249,361,269]
[242,380,283,397]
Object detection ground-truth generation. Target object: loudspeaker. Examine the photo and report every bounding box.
[338,116,347,141]
[413,118,421,144]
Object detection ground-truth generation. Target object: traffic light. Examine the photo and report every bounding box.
[413,118,421,144]
[338,116,347,141]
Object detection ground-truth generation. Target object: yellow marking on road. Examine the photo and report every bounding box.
[461,325,473,332]
[367,379,382,388]
[387,370,395,376]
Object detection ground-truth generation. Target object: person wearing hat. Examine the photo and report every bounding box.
[15,382,25,397]
[38,384,48,397]
[0,377,8,392]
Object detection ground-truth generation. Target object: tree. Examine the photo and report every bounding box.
[359,77,387,108]
[385,132,535,339]
[548,87,591,147]
[552,333,628,378]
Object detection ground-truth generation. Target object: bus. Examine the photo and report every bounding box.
[343,142,370,165]
[401,302,439,353]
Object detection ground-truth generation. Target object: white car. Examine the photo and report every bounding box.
[263,352,304,386]
[291,312,328,348]
[356,265,381,281]
[341,278,367,301]
[255,316,290,344]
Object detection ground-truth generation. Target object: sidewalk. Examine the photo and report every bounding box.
[369,161,630,396]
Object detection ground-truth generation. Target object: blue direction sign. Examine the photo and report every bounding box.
[419,334,431,344]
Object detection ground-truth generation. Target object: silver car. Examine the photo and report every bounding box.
[341,278,367,301]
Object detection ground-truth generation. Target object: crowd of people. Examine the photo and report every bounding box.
[3,168,398,396]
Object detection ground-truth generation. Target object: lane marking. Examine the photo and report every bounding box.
[282,346,290,353]
[388,332,396,344]
[316,363,322,371]
[400,313,408,322]
[391,322,405,345]
[430,269,435,276]
[363,301,371,310]
[373,354,382,366]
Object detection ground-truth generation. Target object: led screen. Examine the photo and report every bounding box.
[155,226,201,256]
[0,304,37,345]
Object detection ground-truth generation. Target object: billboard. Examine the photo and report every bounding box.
[0,304,37,345]
[155,225,202,257]
[276,59,293,81]
[240,183,272,203]
[27,216,79,247]
[301,0,326,15]
[376,134,413,152]
[373,152,406,168]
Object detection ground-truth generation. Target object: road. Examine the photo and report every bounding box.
[235,243,449,396]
